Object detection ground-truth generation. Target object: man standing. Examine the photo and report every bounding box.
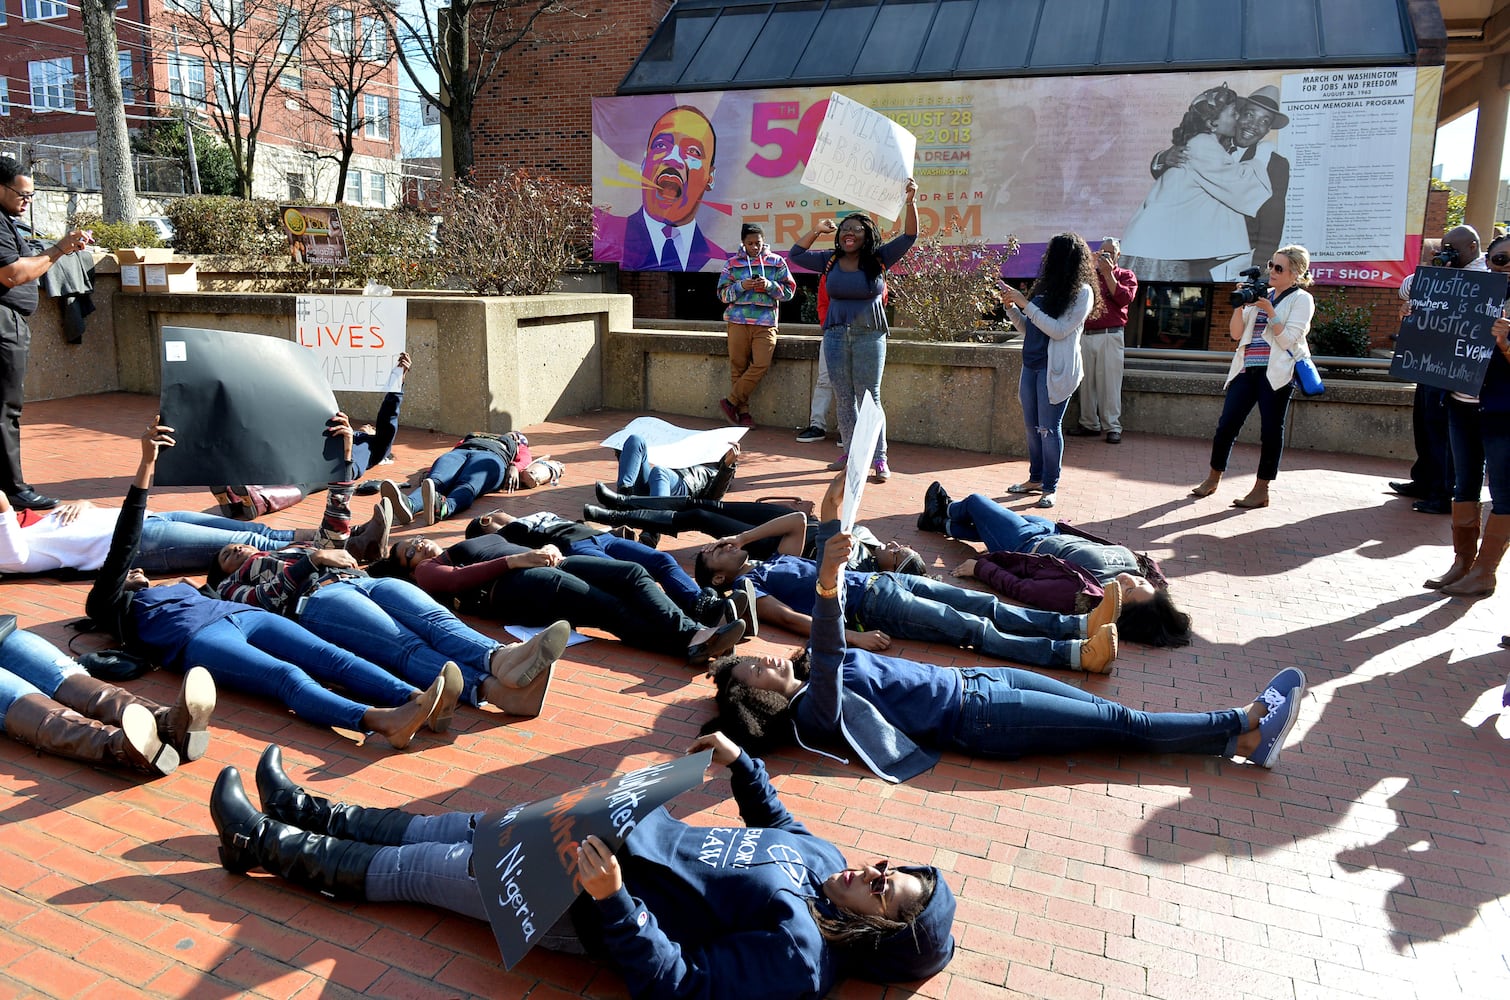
[1230,86,1291,269]
[1392,225,1488,514]
[1068,238,1137,443]
[0,157,93,510]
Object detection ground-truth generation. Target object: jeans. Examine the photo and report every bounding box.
[571,535,702,610]
[809,347,833,430]
[1447,398,1510,513]
[487,557,697,656]
[858,575,1080,668]
[823,325,887,465]
[945,494,1055,552]
[134,512,297,573]
[411,449,509,515]
[1209,368,1295,480]
[0,629,83,726]
[616,434,687,498]
[183,612,413,731]
[1019,365,1069,492]
[298,578,497,704]
[367,812,487,919]
[944,669,1243,759]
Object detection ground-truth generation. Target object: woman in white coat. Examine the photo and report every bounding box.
[1191,244,1316,508]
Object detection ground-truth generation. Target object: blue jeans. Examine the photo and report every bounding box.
[823,325,888,465]
[616,435,686,497]
[945,494,1055,552]
[1019,365,1069,492]
[857,575,1081,668]
[1447,398,1510,514]
[366,811,487,919]
[570,535,702,610]
[135,512,296,573]
[1209,368,1294,480]
[182,612,413,731]
[0,629,84,727]
[410,449,509,515]
[297,578,496,704]
[945,669,1243,759]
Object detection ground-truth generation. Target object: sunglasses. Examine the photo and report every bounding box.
[1491,253,1510,267]
[400,540,422,566]
[4,184,34,203]
[1267,261,1286,273]
[869,860,892,914]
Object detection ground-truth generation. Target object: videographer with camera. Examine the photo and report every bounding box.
[1190,245,1316,509]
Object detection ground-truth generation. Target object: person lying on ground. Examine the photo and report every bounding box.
[918,484,1193,647]
[705,528,1306,782]
[80,421,474,749]
[2,621,214,777]
[374,530,747,667]
[602,434,739,508]
[379,428,562,527]
[209,735,956,998]
[696,476,1121,672]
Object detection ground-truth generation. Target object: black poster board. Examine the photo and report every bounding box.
[1389,266,1507,394]
[155,327,347,487]
[470,751,711,969]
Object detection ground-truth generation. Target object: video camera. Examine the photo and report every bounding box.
[1431,244,1460,267]
[1228,266,1269,307]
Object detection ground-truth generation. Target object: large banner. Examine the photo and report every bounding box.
[592,66,1440,288]
[294,294,408,393]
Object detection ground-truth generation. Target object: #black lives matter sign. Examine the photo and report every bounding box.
[1390,266,1507,394]
[470,751,712,969]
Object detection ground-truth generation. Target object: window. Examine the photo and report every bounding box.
[345,168,362,204]
[276,7,302,87]
[118,51,134,105]
[1130,284,1212,352]
[165,0,200,12]
[0,79,9,116]
[329,8,354,55]
[167,52,206,109]
[28,57,75,112]
[287,172,306,200]
[22,1,67,20]
[330,87,351,132]
[208,0,246,27]
[361,16,387,60]
[363,94,389,140]
[214,62,250,117]
[367,172,384,207]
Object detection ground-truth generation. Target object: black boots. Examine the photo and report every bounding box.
[211,765,382,901]
[3,693,175,775]
[917,481,952,534]
[255,744,414,845]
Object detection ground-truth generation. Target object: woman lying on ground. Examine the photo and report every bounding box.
[706,529,1305,782]
[374,530,747,667]
[1,621,213,777]
[379,429,562,527]
[86,423,562,750]
[210,734,956,998]
[918,484,1194,647]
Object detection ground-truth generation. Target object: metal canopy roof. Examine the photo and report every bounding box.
[619,0,1421,95]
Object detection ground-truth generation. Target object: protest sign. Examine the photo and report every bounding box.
[156,327,348,487]
[840,393,884,532]
[280,205,349,266]
[600,417,747,469]
[1390,266,1507,394]
[471,751,712,969]
[294,294,408,392]
[800,92,917,220]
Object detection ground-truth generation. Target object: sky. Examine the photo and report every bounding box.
[1433,107,1510,181]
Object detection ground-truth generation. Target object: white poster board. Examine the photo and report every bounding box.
[294,294,408,392]
[600,417,748,469]
[840,393,885,532]
[800,91,918,221]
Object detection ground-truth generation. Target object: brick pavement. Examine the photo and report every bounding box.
[1,392,1506,999]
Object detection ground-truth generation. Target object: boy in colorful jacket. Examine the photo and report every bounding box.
[716,223,796,427]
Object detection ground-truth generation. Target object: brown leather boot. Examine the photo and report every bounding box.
[1425,502,1481,589]
[3,694,177,775]
[346,500,393,564]
[53,668,214,762]
[1442,513,1509,598]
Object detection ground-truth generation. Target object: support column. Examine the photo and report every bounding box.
[1466,54,1509,241]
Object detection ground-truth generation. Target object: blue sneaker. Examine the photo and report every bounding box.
[1251,667,1305,768]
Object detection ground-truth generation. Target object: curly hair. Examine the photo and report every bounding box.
[1172,84,1237,147]
[809,869,937,946]
[1117,590,1193,648]
[832,213,885,284]
[1027,232,1102,322]
[701,652,810,753]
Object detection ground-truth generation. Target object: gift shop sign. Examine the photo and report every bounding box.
[294,294,407,392]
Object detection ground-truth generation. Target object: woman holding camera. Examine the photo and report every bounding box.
[1191,244,1316,509]
[1426,233,1510,597]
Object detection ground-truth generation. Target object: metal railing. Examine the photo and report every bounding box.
[1127,348,1393,371]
